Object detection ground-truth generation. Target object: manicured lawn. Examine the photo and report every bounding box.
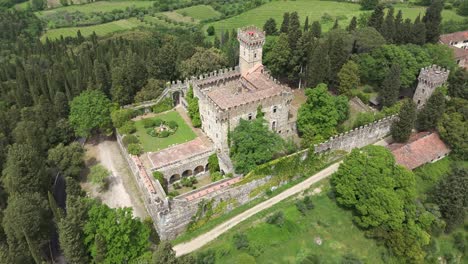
[133,110,197,152]
[35,1,155,17]
[206,0,464,36]
[196,180,388,263]
[175,5,221,21]
[41,18,150,40]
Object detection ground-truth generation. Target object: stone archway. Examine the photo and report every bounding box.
[182,169,193,177]
[194,165,204,175]
[169,174,180,184]
[172,91,181,106]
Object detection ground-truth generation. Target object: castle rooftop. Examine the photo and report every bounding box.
[237,26,265,46]
[205,64,289,110]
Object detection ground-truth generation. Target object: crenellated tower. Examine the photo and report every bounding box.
[413,65,449,109]
[237,26,265,75]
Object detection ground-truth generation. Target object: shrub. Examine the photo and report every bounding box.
[166,120,178,129]
[454,232,466,253]
[266,211,285,227]
[181,176,197,187]
[118,121,136,135]
[89,165,109,191]
[304,196,314,210]
[152,97,173,113]
[127,143,142,155]
[226,173,234,178]
[152,171,167,193]
[143,118,155,128]
[208,153,220,173]
[168,191,180,197]
[173,182,181,189]
[210,172,223,182]
[122,134,139,147]
[233,233,249,250]
[158,130,171,138]
[111,108,134,128]
[296,201,307,215]
[206,25,215,36]
[153,118,163,126]
[197,249,216,264]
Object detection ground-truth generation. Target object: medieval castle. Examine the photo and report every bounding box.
[117,26,450,239]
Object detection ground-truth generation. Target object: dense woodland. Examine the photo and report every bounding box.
[0,0,467,262]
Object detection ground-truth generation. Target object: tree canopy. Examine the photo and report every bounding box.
[69,90,113,138]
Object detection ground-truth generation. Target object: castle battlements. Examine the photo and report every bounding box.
[237,26,265,47]
[417,64,450,88]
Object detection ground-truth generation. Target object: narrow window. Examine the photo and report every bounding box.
[248,113,253,120]
[273,106,277,113]
[272,121,276,131]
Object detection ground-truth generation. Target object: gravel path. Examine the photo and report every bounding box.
[84,137,148,219]
[173,161,342,256]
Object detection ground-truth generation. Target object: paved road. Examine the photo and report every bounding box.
[173,161,342,256]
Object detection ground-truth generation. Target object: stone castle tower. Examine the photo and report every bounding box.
[413,65,449,109]
[237,26,265,75]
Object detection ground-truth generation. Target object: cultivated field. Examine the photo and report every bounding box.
[133,110,197,152]
[206,0,464,35]
[41,17,150,40]
[175,5,221,21]
[35,1,155,17]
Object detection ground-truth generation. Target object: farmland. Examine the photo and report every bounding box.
[206,0,465,35]
[175,5,221,21]
[41,18,150,40]
[35,1,155,17]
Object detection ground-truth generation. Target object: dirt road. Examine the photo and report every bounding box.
[173,161,342,256]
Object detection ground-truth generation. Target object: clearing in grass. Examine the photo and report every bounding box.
[133,110,197,152]
[196,181,388,263]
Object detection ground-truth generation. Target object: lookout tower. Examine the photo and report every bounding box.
[237,26,265,75]
[413,65,449,109]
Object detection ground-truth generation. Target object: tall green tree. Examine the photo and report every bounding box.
[437,98,467,159]
[311,21,321,38]
[306,43,330,88]
[433,165,468,231]
[287,11,302,51]
[69,90,113,137]
[47,142,85,179]
[83,203,151,263]
[382,7,395,42]
[423,0,444,43]
[367,4,385,31]
[297,84,348,144]
[379,64,401,107]
[280,12,290,33]
[416,89,446,131]
[391,99,416,142]
[264,33,291,80]
[263,18,277,35]
[412,15,427,45]
[230,118,284,174]
[152,241,177,264]
[360,0,379,10]
[347,16,357,32]
[179,47,228,78]
[304,16,309,31]
[338,60,360,95]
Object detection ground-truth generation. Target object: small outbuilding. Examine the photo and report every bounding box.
[387,132,450,170]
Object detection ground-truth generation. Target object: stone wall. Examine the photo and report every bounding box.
[314,115,398,154]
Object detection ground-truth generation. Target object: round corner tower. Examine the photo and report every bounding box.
[413,65,449,109]
[237,26,265,75]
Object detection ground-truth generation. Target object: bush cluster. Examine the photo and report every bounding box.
[181,176,197,187]
[295,196,314,215]
[144,118,178,138]
[266,211,285,227]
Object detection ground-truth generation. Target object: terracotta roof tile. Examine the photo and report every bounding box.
[388,132,450,170]
[440,31,468,44]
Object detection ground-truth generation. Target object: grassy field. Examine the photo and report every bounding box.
[196,180,388,263]
[133,110,197,152]
[41,18,150,40]
[35,1,155,17]
[206,0,464,36]
[175,5,221,21]
[161,11,198,24]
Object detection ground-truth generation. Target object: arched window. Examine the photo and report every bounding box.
[273,106,278,113]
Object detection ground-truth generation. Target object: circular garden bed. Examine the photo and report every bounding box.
[144,118,178,138]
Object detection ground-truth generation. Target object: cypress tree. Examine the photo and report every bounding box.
[368,5,385,32]
[412,15,427,45]
[382,7,395,42]
[304,16,309,31]
[380,64,401,107]
[347,16,357,32]
[391,99,416,142]
[328,37,349,88]
[307,43,330,87]
[280,12,290,33]
[332,19,339,29]
[416,89,446,131]
[394,10,403,44]
[311,21,321,38]
[263,18,278,35]
[401,18,413,44]
[214,35,220,49]
[423,0,444,43]
[288,12,302,51]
